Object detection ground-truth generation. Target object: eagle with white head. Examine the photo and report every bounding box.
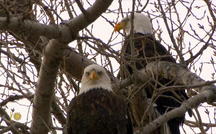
[79,64,112,95]
[114,13,153,35]
[66,64,133,134]
[114,13,191,134]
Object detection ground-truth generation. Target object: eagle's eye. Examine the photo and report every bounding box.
[122,18,129,23]
[97,71,103,75]
[85,72,90,76]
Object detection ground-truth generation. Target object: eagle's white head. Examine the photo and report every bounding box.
[79,64,112,95]
[114,13,153,35]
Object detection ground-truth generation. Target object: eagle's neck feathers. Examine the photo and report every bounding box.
[79,82,112,95]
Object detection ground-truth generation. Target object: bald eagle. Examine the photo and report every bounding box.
[66,64,133,134]
[114,13,190,134]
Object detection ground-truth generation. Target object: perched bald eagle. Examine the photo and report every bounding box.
[114,13,190,134]
[66,64,133,134]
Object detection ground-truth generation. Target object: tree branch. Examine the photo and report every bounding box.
[30,39,65,134]
[134,61,216,133]
[61,47,93,80]
[0,0,113,43]
[0,107,29,134]
[140,90,213,134]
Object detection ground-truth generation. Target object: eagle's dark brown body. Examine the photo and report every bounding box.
[121,33,189,134]
[67,88,133,134]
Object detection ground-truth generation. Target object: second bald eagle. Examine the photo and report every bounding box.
[115,13,190,134]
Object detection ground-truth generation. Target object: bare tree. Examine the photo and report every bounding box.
[0,0,215,134]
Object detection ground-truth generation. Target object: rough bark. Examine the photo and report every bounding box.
[30,39,65,134]
[28,1,114,133]
[0,0,114,43]
[140,90,214,134]
[61,48,93,80]
[133,61,216,134]
[0,1,110,81]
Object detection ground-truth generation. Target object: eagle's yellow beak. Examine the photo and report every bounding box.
[114,21,126,32]
[89,71,99,80]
